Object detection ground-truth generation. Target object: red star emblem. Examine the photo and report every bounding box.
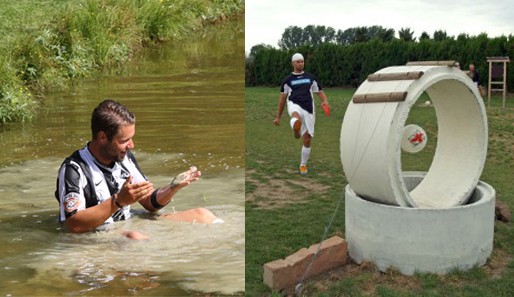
[409,131,425,145]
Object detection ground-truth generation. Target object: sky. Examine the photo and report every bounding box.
[245,0,514,53]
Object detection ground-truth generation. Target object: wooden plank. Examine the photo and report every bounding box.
[486,56,510,62]
[406,60,457,67]
[367,71,424,82]
[353,92,408,103]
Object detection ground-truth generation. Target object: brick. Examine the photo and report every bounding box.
[263,236,347,291]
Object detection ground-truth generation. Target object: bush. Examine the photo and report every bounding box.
[0,57,36,123]
[246,35,514,90]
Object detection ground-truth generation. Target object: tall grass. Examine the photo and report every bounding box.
[0,56,35,123]
[0,0,244,123]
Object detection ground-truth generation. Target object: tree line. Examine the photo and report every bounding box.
[278,25,420,48]
[246,25,514,91]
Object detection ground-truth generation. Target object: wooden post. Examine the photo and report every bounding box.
[488,60,492,107]
[503,59,507,108]
[486,57,510,109]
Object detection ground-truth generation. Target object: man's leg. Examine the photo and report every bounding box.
[161,207,222,224]
[300,133,312,174]
[290,112,302,139]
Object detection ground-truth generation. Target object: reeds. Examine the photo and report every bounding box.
[0,0,244,123]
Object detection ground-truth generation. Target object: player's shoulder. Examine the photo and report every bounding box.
[62,160,83,185]
[303,72,317,79]
[281,73,295,83]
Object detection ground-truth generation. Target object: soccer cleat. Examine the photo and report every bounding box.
[299,165,308,175]
[293,119,302,139]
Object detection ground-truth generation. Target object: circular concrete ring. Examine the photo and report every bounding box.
[340,65,488,208]
[345,172,495,275]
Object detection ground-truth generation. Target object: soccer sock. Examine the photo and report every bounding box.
[290,117,298,129]
[301,146,311,166]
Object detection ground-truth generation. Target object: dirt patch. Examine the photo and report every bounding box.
[246,170,331,209]
[279,246,512,296]
[281,260,421,296]
[484,246,512,279]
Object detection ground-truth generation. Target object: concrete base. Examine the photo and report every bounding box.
[345,172,495,275]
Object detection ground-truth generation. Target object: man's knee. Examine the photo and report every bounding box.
[193,207,212,216]
[192,207,219,223]
[303,134,312,147]
[122,230,149,240]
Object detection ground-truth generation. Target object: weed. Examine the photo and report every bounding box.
[0,0,244,123]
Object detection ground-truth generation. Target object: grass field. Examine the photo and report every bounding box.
[245,86,514,296]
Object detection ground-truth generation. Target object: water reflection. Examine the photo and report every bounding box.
[0,18,244,296]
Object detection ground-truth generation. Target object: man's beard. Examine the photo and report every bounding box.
[101,142,126,163]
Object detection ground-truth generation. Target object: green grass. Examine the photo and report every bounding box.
[245,86,514,296]
[0,0,244,123]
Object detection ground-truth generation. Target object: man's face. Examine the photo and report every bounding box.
[101,124,135,163]
[292,59,304,72]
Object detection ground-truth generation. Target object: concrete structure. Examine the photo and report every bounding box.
[341,62,495,275]
[340,63,487,208]
[345,172,495,275]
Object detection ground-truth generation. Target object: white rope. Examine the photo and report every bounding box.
[294,190,344,296]
[349,102,388,180]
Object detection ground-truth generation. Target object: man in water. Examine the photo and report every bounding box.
[273,53,329,174]
[56,99,220,235]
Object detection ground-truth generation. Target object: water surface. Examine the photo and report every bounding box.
[0,18,244,296]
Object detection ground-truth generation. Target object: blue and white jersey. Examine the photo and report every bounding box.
[280,72,322,114]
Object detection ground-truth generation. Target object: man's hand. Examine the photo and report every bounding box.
[170,166,202,190]
[116,176,154,206]
[274,116,280,126]
[321,100,330,116]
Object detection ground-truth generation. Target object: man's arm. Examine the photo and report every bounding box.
[64,196,122,233]
[138,167,201,212]
[65,176,153,233]
[317,90,329,108]
[274,93,287,126]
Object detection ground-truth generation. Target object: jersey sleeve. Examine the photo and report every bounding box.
[311,74,322,93]
[282,83,292,95]
[280,76,289,94]
[57,162,86,221]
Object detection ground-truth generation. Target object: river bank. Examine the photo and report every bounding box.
[0,0,244,123]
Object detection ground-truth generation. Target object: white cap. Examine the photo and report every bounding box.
[291,53,304,62]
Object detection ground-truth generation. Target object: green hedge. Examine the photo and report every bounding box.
[246,35,514,90]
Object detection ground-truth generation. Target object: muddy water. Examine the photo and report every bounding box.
[0,19,244,296]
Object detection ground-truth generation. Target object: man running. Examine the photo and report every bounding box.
[56,99,221,235]
[273,53,329,174]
